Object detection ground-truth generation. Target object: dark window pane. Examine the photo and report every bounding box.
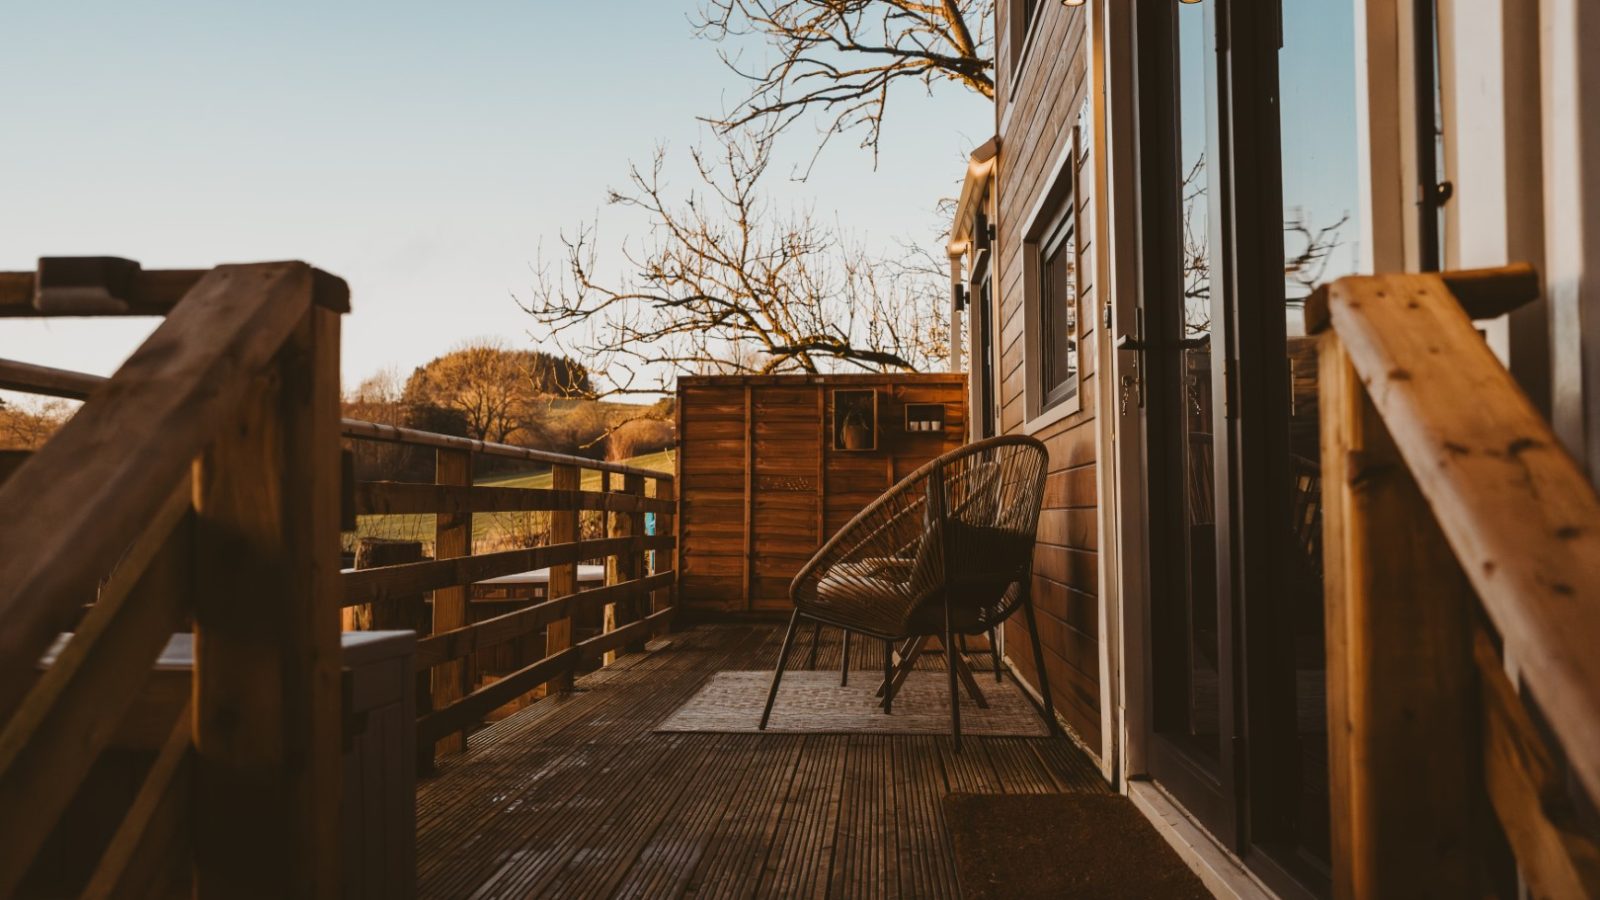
[1039,218,1077,407]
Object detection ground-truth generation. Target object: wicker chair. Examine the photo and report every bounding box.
[759,435,1058,747]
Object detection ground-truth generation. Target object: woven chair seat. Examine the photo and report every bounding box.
[760,435,1061,747]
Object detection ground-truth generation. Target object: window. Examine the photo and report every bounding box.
[1038,214,1078,409]
[1021,0,1042,32]
[972,248,997,439]
[1009,0,1046,77]
[1020,124,1084,425]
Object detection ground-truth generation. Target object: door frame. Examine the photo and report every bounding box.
[1117,0,1243,844]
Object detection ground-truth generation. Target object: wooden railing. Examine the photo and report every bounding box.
[340,420,677,764]
[1310,264,1600,897]
[2,365,682,772]
[0,259,348,899]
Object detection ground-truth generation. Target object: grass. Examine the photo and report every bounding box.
[347,448,676,555]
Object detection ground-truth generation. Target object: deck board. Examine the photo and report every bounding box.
[416,623,1107,899]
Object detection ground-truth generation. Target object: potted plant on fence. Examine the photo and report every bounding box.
[841,406,873,450]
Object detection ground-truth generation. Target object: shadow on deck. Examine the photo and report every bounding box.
[416,623,1106,899]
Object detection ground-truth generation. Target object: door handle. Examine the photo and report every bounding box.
[1116,334,1209,352]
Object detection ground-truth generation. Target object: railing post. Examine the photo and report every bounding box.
[546,463,579,694]
[655,476,676,622]
[1320,331,1480,898]
[192,303,342,899]
[603,471,644,664]
[431,447,472,758]
[623,472,647,652]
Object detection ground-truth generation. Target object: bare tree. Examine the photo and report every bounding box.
[696,0,993,164]
[0,397,73,450]
[522,129,950,396]
[1178,155,1350,335]
[1283,208,1351,298]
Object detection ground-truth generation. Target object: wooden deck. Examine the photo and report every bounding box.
[417,623,1107,899]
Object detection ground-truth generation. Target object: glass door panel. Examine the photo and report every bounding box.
[1270,0,1361,871]
[1140,0,1234,835]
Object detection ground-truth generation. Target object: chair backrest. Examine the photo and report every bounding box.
[790,435,1048,637]
[914,436,1049,617]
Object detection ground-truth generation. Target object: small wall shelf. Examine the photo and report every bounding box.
[831,389,878,452]
[904,403,946,434]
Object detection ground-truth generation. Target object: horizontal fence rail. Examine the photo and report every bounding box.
[340,418,678,765]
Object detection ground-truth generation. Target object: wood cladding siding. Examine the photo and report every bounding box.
[678,374,966,614]
[993,4,1102,749]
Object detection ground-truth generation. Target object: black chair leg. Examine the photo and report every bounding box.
[840,630,852,686]
[806,620,822,670]
[945,620,962,752]
[761,610,803,730]
[990,628,1003,682]
[1021,592,1060,736]
[882,640,894,713]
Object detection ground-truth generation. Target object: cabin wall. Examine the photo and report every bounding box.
[992,2,1102,749]
[677,374,966,615]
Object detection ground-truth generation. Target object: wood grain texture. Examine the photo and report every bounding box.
[0,263,319,718]
[354,481,674,516]
[678,375,966,613]
[0,489,191,899]
[414,623,1106,899]
[1321,271,1600,804]
[1476,627,1600,899]
[82,703,193,900]
[1318,333,1478,898]
[192,305,343,900]
[0,263,347,317]
[546,464,580,694]
[430,448,472,757]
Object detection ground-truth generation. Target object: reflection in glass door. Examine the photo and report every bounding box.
[1135,0,1236,839]
[1263,0,1361,875]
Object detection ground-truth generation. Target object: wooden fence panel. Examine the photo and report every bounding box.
[677,374,966,614]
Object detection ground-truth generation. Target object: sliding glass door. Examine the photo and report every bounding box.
[1128,0,1362,892]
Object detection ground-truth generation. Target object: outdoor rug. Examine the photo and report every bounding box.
[945,793,1211,900]
[655,669,1050,735]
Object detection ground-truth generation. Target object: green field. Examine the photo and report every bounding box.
[347,449,676,554]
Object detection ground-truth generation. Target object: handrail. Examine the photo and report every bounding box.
[1312,264,1600,896]
[0,259,349,898]
[0,364,674,484]
[0,263,345,710]
[1310,266,1600,798]
[0,257,348,318]
[0,357,103,400]
[341,418,673,481]
[341,415,678,766]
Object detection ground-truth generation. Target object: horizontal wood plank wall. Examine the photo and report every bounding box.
[678,374,966,614]
[993,4,1102,749]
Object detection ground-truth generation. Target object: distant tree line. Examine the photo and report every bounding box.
[343,340,674,482]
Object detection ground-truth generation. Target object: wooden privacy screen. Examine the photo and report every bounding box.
[677,374,966,614]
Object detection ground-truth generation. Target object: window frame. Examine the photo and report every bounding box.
[1007,0,1050,87]
[1019,123,1086,430]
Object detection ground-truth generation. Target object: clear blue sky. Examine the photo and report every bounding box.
[0,0,990,390]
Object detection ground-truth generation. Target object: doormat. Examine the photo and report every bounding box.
[655,670,1050,736]
[944,793,1211,900]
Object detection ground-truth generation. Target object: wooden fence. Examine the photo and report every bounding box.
[339,420,677,763]
[677,373,965,614]
[1310,264,1600,897]
[0,259,348,899]
[0,257,681,896]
